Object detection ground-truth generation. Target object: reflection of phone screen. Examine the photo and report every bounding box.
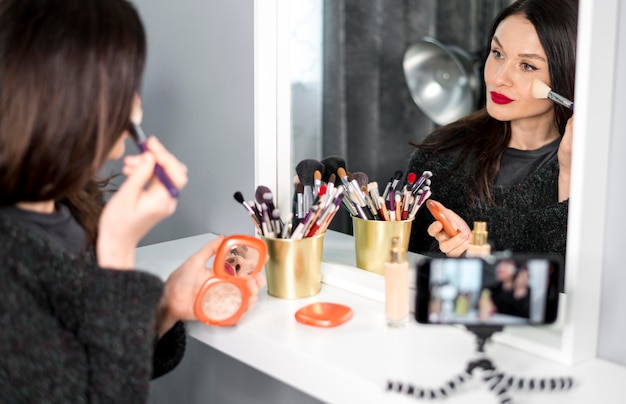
[415,256,561,326]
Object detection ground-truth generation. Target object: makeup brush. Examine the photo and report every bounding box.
[296,159,323,214]
[233,191,262,233]
[296,159,325,187]
[531,79,574,110]
[351,172,369,189]
[128,106,180,198]
[313,170,323,197]
[382,170,404,200]
[320,156,346,185]
[255,185,274,209]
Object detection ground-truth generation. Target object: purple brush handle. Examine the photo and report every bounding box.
[135,141,180,198]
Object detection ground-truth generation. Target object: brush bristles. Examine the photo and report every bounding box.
[233,191,245,204]
[531,79,551,100]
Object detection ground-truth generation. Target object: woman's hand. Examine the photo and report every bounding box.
[157,237,223,337]
[426,200,471,257]
[97,137,188,269]
[244,272,267,312]
[557,116,573,202]
[157,237,267,337]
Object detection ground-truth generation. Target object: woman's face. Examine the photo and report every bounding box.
[484,14,554,125]
[496,260,516,281]
[107,94,142,160]
[107,133,128,160]
[225,244,261,278]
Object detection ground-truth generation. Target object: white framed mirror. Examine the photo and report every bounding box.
[254,0,619,365]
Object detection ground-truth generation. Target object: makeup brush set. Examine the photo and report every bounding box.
[233,158,345,239]
[349,168,433,222]
[234,155,436,238]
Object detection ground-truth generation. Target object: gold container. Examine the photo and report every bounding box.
[261,233,324,299]
[352,217,413,275]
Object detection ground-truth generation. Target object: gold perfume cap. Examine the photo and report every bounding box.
[471,221,488,245]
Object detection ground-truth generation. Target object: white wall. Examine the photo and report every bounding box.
[597,1,626,365]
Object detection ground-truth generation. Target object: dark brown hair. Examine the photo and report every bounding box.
[411,0,577,203]
[0,0,146,242]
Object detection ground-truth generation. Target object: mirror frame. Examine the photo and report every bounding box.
[253,0,618,365]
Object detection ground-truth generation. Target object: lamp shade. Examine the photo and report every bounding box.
[403,37,480,126]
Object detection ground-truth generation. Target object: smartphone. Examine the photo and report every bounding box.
[415,255,561,326]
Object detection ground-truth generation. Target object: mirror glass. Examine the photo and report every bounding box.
[279,0,580,361]
[225,244,261,278]
[288,0,515,235]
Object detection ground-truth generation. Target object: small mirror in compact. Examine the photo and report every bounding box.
[193,235,267,327]
[225,243,262,278]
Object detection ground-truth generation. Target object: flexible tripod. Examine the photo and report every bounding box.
[386,326,574,403]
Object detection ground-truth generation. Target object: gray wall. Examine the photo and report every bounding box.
[110,0,257,246]
[597,2,626,366]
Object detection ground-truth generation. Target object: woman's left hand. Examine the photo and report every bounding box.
[157,237,267,337]
[426,201,471,257]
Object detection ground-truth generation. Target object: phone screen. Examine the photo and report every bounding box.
[415,256,561,326]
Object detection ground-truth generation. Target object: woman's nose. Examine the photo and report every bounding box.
[492,63,513,86]
[226,257,242,272]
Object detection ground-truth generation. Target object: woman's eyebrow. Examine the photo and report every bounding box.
[492,35,546,62]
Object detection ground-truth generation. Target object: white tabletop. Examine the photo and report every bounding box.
[137,231,626,404]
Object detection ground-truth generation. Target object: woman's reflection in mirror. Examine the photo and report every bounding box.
[407,0,577,264]
[226,245,261,278]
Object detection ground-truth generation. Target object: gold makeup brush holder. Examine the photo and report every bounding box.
[352,217,413,275]
[261,233,324,299]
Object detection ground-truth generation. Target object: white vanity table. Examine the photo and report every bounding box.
[139,230,626,404]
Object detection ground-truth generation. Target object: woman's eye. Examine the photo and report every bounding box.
[521,62,537,72]
[491,49,503,59]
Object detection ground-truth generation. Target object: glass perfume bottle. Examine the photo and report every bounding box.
[466,221,491,258]
[385,237,409,327]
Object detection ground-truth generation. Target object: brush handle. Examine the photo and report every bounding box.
[135,139,180,198]
[548,91,574,110]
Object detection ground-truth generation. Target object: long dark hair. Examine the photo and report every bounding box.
[0,0,146,242]
[411,0,577,203]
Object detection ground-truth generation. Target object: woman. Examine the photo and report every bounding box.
[407,0,576,260]
[0,0,264,401]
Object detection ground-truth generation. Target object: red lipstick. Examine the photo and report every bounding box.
[490,92,513,105]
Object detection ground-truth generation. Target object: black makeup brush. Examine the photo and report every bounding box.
[233,191,262,233]
[382,170,404,200]
[296,159,325,187]
[296,159,323,214]
[320,155,346,185]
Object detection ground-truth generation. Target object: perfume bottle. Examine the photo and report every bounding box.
[385,237,409,327]
[466,221,491,258]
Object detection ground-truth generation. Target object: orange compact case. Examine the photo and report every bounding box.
[193,235,267,327]
[295,302,353,327]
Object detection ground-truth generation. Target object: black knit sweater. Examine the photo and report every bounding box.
[406,145,568,259]
[0,214,185,403]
